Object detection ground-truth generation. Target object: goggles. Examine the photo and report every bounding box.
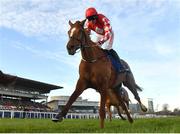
[87,15,98,21]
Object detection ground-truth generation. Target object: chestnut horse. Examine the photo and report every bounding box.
[106,87,130,121]
[52,20,147,128]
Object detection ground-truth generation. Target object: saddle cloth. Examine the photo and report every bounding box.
[107,53,123,73]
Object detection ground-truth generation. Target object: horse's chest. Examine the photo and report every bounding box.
[82,67,105,81]
[80,62,111,88]
[89,71,106,86]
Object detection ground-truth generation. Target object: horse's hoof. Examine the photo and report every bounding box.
[52,114,63,123]
[141,105,148,112]
[52,117,59,122]
[122,118,126,120]
[142,108,147,112]
[52,117,63,122]
[128,118,133,123]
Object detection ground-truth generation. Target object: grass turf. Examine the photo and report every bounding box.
[0,117,180,133]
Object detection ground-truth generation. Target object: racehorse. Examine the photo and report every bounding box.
[106,87,130,121]
[52,20,147,128]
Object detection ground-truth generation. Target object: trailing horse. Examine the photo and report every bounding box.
[106,87,131,121]
[52,20,147,128]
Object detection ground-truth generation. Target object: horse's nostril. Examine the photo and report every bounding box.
[67,45,73,51]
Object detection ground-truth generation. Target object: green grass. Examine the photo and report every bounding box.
[0,117,180,133]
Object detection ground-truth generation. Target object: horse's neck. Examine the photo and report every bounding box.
[81,40,104,62]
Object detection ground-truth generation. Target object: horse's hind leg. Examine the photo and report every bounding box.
[106,104,112,122]
[120,59,147,112]
[123,77,147,112]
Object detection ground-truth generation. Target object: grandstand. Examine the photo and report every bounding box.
[0,70,62,118]
[0,70,153,119]
[48,96,100,119]
[48,96,99,113]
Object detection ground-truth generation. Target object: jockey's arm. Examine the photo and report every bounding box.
[98,19,112,46]
[98,26,111,45]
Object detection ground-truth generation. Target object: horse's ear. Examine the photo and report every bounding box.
[80,19,86,27]
[69,20,73,26]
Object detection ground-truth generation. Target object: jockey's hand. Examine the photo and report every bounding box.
[96,42,101,48]
[97,41,104,46]
[85,28,91,35]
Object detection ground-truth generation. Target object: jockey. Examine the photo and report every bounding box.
[85,7,128,73]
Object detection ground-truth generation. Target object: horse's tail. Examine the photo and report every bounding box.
[135,83,143,92]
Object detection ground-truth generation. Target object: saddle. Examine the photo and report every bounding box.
[108,54,122,72]
[103,50,128,73]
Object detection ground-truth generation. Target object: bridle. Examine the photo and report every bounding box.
[69,27,101,63]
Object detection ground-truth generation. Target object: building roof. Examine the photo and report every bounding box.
[48,96,99,107]
[0,70,63,94]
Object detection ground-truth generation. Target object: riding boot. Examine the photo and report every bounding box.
[109,49,129,73]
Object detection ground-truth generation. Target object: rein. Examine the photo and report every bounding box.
[77,29,105,63]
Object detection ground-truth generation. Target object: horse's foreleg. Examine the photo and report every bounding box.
[117,97,133,123]
[116,106,126,120]
[52,78,87,122]
[99,90,107,128]
[126,100,129,109]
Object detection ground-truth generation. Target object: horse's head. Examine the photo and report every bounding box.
[66,19,86,55]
